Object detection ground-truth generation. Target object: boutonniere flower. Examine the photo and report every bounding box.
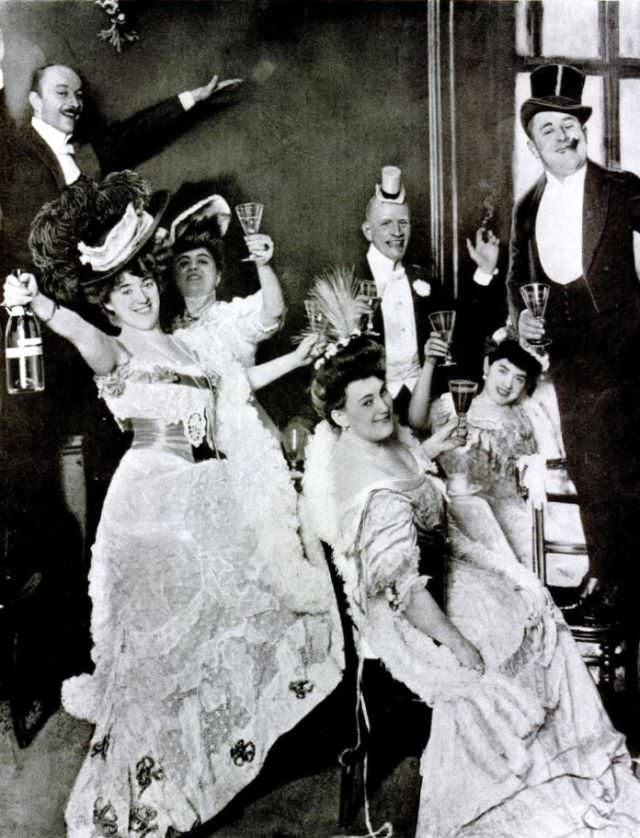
[412,279,431,297]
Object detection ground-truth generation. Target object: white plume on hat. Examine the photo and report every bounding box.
[167,194,232,245]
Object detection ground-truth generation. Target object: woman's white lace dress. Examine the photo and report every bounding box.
[430,392,586,584]
[303,422,640,838]
[62,345,342,838]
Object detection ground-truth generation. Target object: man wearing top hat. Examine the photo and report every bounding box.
[361,165,498,423]
[507,63,640,621]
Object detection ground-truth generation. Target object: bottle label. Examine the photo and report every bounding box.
[5,345,43,358]
[17,337,42,347]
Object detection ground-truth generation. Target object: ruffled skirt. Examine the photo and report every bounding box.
[62,448,341,837]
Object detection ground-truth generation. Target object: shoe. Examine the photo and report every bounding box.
[561,579,618,627]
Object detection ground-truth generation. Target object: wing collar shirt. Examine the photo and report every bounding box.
[31,92,196,189]
[367,244,421,398]
[31,116,81,185]
[535,163,587,284]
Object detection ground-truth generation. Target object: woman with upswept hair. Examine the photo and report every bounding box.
[301,274,640,838]
[5,170,341,837]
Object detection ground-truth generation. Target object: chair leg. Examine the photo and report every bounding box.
[599,639,615,698]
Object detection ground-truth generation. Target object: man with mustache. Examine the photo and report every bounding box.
[0,63,242,272]
[361,165,498,423]
[0,63,240,745]
[507,64,640,625]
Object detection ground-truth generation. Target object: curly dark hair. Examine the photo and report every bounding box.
[163,219,226,327]
[484,338,542,393]
[28,170,160,304]
[172,219,225,273]
[310,335,385,426]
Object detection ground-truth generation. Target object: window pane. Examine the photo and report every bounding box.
[620,79,640,176]
[515,0,532,57]
[620,0,640,58]
[513,72,604,198]
[541,0,600,58]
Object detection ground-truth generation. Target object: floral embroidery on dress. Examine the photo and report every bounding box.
[230,739,256,766]
[135,756,164,791]
[95,360,131,399]
[289,679,315,699]
[128,803,159,836]
[93,798,122,837]
[91,732,111,760]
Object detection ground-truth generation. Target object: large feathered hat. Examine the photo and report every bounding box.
[29,170,169,303]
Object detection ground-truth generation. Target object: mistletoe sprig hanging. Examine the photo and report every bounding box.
[95,0,139,53]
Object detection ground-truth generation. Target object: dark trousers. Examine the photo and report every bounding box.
[546,279,640,618]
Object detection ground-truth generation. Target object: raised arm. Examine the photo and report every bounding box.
[3,272,120,375]
[246,334,321,391]
[243,234,285,332]
[408,334,450,430]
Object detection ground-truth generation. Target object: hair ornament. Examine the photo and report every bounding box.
[301,266,372,367]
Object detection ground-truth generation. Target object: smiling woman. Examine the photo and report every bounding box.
[3,170,342,837]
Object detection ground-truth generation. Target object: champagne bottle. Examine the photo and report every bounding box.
[5,302,45,394]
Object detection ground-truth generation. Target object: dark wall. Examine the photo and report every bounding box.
[1,0,518,421]
[1,0,434,419]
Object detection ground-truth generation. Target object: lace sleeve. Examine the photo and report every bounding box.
[226,291,282,343]
[357,489,428,612]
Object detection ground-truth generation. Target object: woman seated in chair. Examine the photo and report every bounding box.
[410,338,585,585]
[301,275,640,837]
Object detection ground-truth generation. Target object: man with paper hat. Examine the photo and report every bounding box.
[360,165,497,422]
[507,63,640,623]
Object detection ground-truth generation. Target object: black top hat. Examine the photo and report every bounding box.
[520,64,592,132]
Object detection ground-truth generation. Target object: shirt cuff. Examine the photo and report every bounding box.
[178,91,196,111]
[473,267,497,287]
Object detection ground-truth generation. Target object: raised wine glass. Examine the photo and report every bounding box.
[520,282,551,347]
[428,310,457,366]
[357,279,381,334]
[282,424,310,484]
[235,202,264,261]
[448,379,478,434]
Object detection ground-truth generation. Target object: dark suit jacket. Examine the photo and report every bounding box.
[0,96,193,273]
[355,258,435,365]
[506,159,640,330]
[359,256,498,383]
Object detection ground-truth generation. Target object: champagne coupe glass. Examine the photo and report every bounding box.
[235,202,264,261]
[448,379,478,434]
[357,279,381,334]
[304,299,326,334]
[428,310,457,366]
[282,425,310,474]
[520,282,551,347]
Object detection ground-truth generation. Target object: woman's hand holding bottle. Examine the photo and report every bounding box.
[3,271,39,308]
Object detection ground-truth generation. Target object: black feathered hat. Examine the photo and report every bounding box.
[29,170,169,302]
